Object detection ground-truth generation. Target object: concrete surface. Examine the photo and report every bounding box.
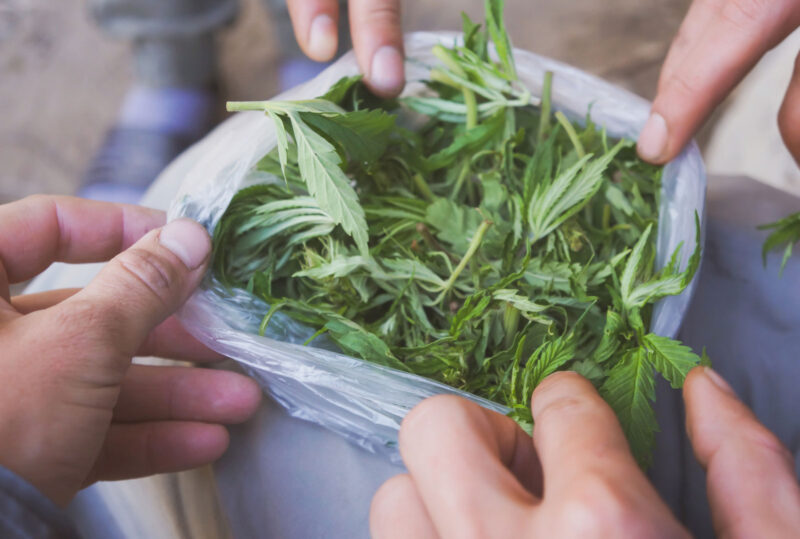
[0,0,691,204]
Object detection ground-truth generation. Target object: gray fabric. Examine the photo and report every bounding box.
[651,176,800,537]
[90,0,349,88]
[0,466,78,539]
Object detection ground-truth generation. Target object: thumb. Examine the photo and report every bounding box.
[684,367,800,538]
[58,218,211,358]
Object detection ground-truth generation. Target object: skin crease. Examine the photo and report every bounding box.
[0,196,262,507]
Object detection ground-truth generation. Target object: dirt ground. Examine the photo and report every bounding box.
[0,0,691,204]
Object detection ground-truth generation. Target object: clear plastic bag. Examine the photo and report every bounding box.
[167,32,707,463]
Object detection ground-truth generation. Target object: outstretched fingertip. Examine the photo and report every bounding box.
[367,45,405,98]
[637,112,670,164]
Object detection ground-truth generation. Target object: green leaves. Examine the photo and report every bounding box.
[759,211,800,274]
[527,141,625,242]
[215,0,705,470]
[287,111,369,254]
[600,348,658,469]
[485,0,516,78]
[227,98,398,256]
[600,333,701,468]
[620,213,702,315]
[641,334,700,388]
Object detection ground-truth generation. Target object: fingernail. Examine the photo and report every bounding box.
[370,46,404,95]
[159,218,211,270]
[637,112,668,162]
[307,14,337,60]
[703,367,735,396]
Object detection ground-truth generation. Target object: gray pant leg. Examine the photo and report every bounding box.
[90,0,238,87]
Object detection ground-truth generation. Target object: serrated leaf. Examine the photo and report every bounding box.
[591,310,625,363]
[485,0,516,78]
[300,109,395,166]
[641,334,700,389]
[600,348,657,469]
[524,334,576,392]
[287,111,369,254]
[528,142,625,241]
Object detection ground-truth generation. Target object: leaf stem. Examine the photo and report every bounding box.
[555,111,585,158]
[227,101,271,112]
[537,71,553,143]
[439,220,491,299]
[259,301,286,336]
[413,173,435,202]
[432,45,478,129]
[451,160,471,200]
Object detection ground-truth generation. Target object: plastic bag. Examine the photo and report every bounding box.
[167,32,707,463]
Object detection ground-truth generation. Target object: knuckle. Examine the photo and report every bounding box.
[370,474,413,523]
[719,0,774,30]
[361,2,401,26]
[742,425,794,464]
[115,247,183,307]
[400,395,476,447]
[560,475,639,535]
[533,386,596,426]
[53,298,120,347]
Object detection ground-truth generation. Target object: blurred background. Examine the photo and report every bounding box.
[0,0,798,204]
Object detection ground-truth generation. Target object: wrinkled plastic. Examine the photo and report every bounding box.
[167,32,707,463]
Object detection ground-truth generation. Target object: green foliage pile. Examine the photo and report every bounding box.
[214,0,702,467]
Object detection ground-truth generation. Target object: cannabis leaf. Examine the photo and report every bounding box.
[528,142,625,242]
[600,348,657,469]
[759,211,800,275]
[641,333,700,389]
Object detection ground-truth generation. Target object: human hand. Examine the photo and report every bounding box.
[371,371,688,538]
[0,196,261,506]
[286,0,404,97]
[372,367,800,538]
[638,0,800,164]
[683,366,800,536]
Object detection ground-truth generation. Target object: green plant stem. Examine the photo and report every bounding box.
[555,111,586,158]
[537,71,553,143]
[438,220,491,299]
[432,46,478,129]
[227,101,271,112]
[413,173,435,202]
[450,160,471,200]
[259,301,286,336]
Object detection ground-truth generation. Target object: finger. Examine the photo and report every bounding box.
[684,367,800,537]
[11,288,79,314]
[287,0,340,62]
[530,372,648,494]
[778,51,800,165]
[11,289,222,361]
[48,218,211,365]
[113,365,261,423]
[0,195,164,286]
[638,0,800,163]
[137,316,225,362]
[349,0,405,98]
[85,421,229,484]
[398,395,538,537]
[656,0,719,94]
[370,474,438,539]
